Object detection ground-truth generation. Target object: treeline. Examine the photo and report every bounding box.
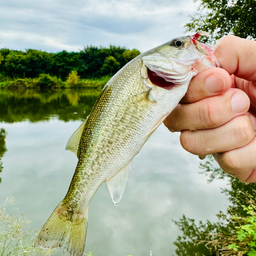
[0,46,140,81]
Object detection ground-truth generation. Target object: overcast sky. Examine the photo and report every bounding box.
[0,0,199,53]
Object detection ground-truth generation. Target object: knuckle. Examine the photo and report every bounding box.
[198,100,220,128]
[233,116,255,144]
[222,151,241,170]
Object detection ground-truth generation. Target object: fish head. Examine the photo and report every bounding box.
[141,32,219,91]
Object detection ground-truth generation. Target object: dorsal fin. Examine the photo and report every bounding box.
[65,117,88,157]
[106,162,131,205]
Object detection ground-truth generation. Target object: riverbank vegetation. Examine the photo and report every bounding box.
[0,46,140,89]
[0,197,135,256]
[0,197,55,256]
[173,156,256,255]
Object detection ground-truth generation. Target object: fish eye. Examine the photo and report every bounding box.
[172,40,183,47]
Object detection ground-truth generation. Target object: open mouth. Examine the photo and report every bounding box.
[147,68,176,90]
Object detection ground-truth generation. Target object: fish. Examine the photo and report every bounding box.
[35,32,218,256]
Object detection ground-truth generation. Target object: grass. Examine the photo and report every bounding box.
[0,75,111,90]
[0,197,55,256]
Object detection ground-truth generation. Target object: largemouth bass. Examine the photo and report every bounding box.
[36,32,218,256]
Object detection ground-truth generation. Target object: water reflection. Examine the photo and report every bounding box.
[0,89,231,256]
[174,156,256,255]
[0,128,7,183]
[0,89,100,123]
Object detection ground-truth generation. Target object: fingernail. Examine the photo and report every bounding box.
[231,92,250,113]
[205,74,226,93]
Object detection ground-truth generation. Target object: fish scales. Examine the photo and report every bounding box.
[63,57,154,212]
[36,32,218,256]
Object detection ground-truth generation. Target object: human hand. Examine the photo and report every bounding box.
[164,35,256,183]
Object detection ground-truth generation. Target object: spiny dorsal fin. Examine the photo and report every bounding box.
[65,117,88,157]
[106,162,131,206]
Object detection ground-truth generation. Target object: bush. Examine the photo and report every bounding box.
[0,197,55,256]
[66,70,80,87]
[36,74,62,89]
[6,78,37,89]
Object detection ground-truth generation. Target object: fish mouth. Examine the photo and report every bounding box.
[147,67,176,90]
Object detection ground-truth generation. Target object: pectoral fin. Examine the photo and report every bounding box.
[65,117,88,157]
[106,162,131,205]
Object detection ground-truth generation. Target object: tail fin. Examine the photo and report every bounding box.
[35,202,88,256]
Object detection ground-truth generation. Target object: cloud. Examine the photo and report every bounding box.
[0,0,198,52]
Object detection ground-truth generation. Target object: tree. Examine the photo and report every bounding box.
[79,45,128,78]
[185,0,256,41]
[37,74,58,89]
[52,51,81,80]
[173,155,256,255]
[122,49,141,63]
[25,49,53,78]
[100,56,121,76]
[0,41,3,64]
[0,46,141,80]
[66,70,80,87]
[5,51,28,78]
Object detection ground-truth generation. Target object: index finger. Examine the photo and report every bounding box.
[182,67,232,103]
[214,35,256,81]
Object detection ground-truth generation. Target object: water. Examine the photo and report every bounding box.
[0,89,229,256]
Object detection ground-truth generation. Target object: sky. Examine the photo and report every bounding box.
[0,0,199,53]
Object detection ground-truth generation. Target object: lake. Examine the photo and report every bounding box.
[0,89,229,256]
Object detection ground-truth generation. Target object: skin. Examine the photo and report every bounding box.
[164,35,256,183]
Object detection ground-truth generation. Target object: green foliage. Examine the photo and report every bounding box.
[0,43,138,89]
[174,155,256,255]
[227,243,239,252]
[79,76,111,88]
[226,202,256,254]
[185,0,256,42]
[100,56,120,75]
[0,41,2,64]
[199,155,230,182]
[1,75,108,90]
[37,74,61,89]
[0,45,140,82]
[173,214,222,255]
[6,78,37,89]
[52,50,80,80]
[0,197,55,256]
[122,49,140,63]
[66,70,80,87]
